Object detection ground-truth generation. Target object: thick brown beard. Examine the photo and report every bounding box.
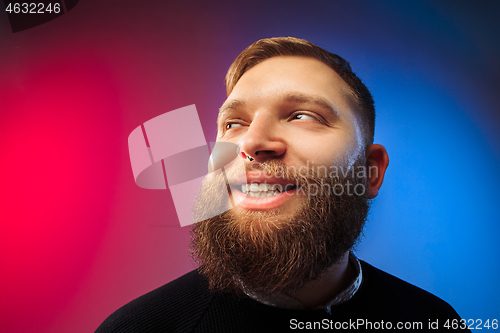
[190,159,370,296]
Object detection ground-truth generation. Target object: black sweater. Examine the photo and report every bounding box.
[96,261,468,332]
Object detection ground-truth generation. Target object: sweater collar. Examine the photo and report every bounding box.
[242,251,362,314]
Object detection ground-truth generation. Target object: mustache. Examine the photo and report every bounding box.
[221,159,352,190]
[223,159,322,184]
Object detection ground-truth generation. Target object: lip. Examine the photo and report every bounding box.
[231,172,295,186]
[229,172,303,210]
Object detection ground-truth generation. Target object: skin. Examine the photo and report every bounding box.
[216,56,389,308]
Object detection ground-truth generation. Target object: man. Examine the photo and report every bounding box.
[96,37,468,332]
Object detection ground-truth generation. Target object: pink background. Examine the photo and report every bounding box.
[0,2,227,331]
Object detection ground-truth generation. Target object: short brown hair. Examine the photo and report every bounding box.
[225,37,375,144]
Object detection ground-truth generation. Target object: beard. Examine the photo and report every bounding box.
[190,158,370,296]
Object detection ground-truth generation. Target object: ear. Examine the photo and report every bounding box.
[365,144,389,199]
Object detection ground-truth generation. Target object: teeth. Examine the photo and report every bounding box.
[247,190,280,198]
[240,183,285,197]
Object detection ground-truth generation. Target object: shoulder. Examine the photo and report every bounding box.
[95,270,213,333]
[356,260,463,321]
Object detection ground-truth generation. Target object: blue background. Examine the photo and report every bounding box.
[218,0,500,320]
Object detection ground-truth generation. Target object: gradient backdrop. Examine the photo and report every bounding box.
[0,1,499,332]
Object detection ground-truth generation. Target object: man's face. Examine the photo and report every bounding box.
[190,56,369,294]
[217,56,364,215]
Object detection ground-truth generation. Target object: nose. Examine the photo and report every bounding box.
[238,113,286,162]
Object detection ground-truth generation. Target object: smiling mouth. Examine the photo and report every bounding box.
[237,183,298,198]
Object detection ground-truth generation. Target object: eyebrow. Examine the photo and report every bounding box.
[217,99,245,126]
[217,91,340,125]
[219,99,245,116]
[280,92,339,117]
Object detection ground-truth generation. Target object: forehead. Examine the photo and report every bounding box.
[218,56,358,122]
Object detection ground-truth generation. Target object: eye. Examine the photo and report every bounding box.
[291,113,317,121]
[225,122,243,130]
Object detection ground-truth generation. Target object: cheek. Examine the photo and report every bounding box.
[344,116,365,169]
[287,134,355,171]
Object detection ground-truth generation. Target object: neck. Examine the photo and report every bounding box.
[288,251,355,309]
